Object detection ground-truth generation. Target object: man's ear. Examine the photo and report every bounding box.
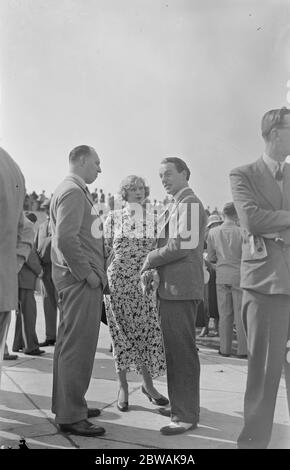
[270,128,279,141]
[79,155,86,166]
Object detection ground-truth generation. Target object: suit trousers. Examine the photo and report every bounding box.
[41,265,58,341]
[0,311,11,361]
[13,289,39,353]
[52,281,103,424]
[238,289,290,449]
[216,284,247,355]
[159,298,200,424]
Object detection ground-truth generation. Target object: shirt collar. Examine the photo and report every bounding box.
[262,153,285,176]
[68,172,86,189]
[172,185,189,202]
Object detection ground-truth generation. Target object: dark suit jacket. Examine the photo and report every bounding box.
[230,157,290,294]
[143,187,206,300]
[18,247,42,290]
[50,175,107,292]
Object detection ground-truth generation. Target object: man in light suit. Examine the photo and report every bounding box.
[230,107,290,449]
[50,145,107,437]
[142,157,206,435]
[0,148,26,363]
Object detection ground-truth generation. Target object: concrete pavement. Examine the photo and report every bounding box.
[0,294,289,449]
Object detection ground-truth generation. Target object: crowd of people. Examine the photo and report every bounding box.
[1,106,290,448]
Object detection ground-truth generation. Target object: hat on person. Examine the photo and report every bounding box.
[25,212,38,223]
[206,214,223,228]
[41,198,51,209]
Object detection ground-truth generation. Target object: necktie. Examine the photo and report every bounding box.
[274,162,284,181]
[85,186,94,204]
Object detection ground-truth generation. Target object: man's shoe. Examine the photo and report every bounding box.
[87,408,101,418]
[59,419,106,437]
[218,350,230,357]
[39,339,56,347]
[3,353,18,360]
[25,349,45,356]
[160,421,197,436]
[159,408,200,423]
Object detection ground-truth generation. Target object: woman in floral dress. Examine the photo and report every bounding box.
[104,175,168,411]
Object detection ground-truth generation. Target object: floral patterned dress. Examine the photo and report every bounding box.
[104,206,166,377]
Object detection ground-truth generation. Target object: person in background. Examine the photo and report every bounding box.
[204,215,223,337]
[230,107,290,448]
[35,199,58,347]
[12,212,45,356]
[207,202,247,358]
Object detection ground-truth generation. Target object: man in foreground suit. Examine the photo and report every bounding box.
[142,157,206,435]
[230,107,290,449]
[0,148,26,364]
[50,145,107,437]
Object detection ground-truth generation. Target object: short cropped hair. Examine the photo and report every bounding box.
[119,175,150,201]
[261,107,290,141]
[69,145,93,163]
[161,157,190,181]
[222,202,237,218]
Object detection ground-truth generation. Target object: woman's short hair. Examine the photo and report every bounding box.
[119,175,150,201]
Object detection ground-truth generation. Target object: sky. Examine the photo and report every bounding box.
[0,0,290,209]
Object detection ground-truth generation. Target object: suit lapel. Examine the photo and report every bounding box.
[157,188,194,239]
[282,163,290,210]
[253,158,282,210]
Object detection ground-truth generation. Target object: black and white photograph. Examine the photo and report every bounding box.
[0,0,290,455]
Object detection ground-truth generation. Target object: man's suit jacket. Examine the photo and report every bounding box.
[35,218,52,265]
[19,247,42,290]
[0,148,26,311]
[50,175,107,292]
[230,157,290,294]
[143,187,206,300]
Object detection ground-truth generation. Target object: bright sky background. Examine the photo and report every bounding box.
[1,0,290,209]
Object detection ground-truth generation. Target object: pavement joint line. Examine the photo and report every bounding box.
[200,387,245,395]
[91,436,161,449]
[1,368,79,449]
[1,357,38,368]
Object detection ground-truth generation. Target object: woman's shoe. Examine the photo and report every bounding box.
[141,386,169,406]
[117,389,129,412]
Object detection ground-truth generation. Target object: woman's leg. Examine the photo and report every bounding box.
[117,369,128,404]
[141,364,166,400]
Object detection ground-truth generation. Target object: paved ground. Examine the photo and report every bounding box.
[0,295,289,449]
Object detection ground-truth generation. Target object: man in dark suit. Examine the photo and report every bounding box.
[142,157,206,435]
[230,107,290,449]
[50,145,107,437]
